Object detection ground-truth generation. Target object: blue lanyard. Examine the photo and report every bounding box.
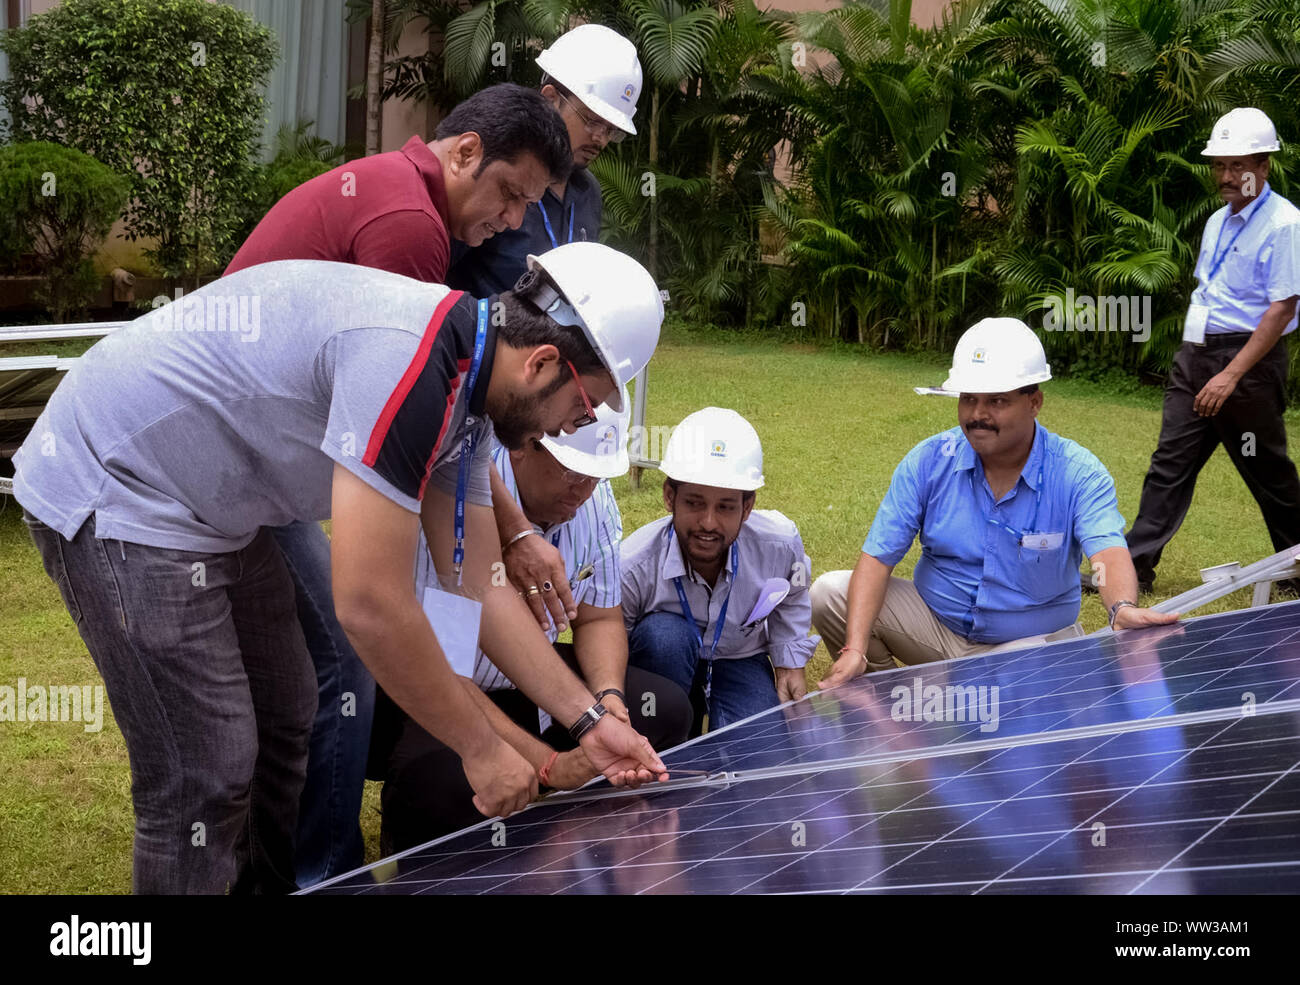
[537,201,574,249]
[1207,186,1270,282]
[972,461,1044,545]
[672,536,739,700]
[452,299,490,586]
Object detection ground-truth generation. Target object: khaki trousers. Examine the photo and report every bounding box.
[809,570,1083,673]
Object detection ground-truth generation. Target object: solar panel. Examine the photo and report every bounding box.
[0,355,75,465]
[304,602,1300,895]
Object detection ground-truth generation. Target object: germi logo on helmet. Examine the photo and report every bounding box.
[971,348,987,363]
[622,83,635,102]
[710,440,727,458]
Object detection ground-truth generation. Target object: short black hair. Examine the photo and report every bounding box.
[665,477,757,506]
[493,289,606,379]
[1017,384,1040,395]
[435,83,572,185]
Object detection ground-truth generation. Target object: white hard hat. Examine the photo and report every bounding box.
[928,317,1052,395]
[540,387,630,479]
[660,407,764,491]
[536,24,642,136]
[524,243,663,413]
[1203,108,1281,156]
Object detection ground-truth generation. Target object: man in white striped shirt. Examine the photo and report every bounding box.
[373,399,691,851]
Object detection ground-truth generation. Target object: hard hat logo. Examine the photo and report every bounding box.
[621,83,635,103]
[710,440,727,458]
[972,348,987,364]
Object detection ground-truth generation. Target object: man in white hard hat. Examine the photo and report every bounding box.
[447,24,641,299]
[373,396,692,851]
[1124,107,1300,593]
[811,319,1177,689]
[621,408,819,734]
[15,244,668,893]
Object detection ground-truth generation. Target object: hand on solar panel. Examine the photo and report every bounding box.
[1112,604,1181,631]
[505,530,577,632]
[464,737,540,819]
[775,666,808,703]
[579,714,668,787]
[816,649,870,690]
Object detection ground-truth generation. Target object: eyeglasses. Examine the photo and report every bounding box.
[1210,161,1258,175]
[530,438,599,486]
[566,359,598,428]
[557,91,625,144]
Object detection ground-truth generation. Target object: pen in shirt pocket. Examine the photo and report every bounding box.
[569,563,595,591]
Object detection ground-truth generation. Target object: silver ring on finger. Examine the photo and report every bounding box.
[542,580,554,593]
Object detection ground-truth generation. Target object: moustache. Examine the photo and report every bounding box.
[966,422,998,433]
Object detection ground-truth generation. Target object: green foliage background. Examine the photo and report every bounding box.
[368,0,1300,390]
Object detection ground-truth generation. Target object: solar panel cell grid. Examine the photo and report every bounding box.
[305,602,1300,895]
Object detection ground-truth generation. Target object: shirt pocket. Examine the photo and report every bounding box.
[1017,535,1070,603]
[1224,248,1265,297]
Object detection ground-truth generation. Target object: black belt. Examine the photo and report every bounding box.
[1193,332,1253,349]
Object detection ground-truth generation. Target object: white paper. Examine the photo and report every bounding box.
[1183,303,1209,344]
[421,585,482,678]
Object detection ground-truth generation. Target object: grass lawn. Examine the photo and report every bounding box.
[2,324,1296,893]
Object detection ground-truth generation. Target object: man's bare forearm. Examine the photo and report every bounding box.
[338,598,499,762]
[1223,298,1298,379]
[571,606,628,695]
[1092,545,1140,611]
[844,553,894,655]
[457,677,553,770]
[490,467,533,544]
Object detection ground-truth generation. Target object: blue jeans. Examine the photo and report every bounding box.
[272,520,374,887]
[627,611,778,733]
[25,513,316,894]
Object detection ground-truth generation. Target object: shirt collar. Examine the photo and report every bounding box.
[951,422,1046,490]
[1228,180,1271,225]
[400,135,452,227]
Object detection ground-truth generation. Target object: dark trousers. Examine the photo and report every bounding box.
[375,643,692,854]
[271,520,375,888]
[1127,337,1300,583]
[24,513,317,894]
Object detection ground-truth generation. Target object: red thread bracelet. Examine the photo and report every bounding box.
[538,750,559,786]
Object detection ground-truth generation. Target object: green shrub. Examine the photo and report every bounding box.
[0,141,129,322]
[232,120,347,252]
[0,0,277,284]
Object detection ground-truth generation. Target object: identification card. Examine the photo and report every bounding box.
[1020,531,1064,551]
[1183,303,1209,344]
[421,584,483,677]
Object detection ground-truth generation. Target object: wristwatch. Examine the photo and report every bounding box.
[567,702,608,742]
[1109,599,1138,628]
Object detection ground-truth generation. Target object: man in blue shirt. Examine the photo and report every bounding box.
[1125,108,1300,592]
[812,319,1177,688]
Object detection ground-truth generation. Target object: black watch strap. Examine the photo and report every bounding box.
[567,702,608,742]
[594,688,625,706]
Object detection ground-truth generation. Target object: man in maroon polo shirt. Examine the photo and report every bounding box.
[226,83,571,283]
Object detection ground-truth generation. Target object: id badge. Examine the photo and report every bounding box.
[421,581,483,678]
[1183,303,1209,344]
[1020,531,1064,551]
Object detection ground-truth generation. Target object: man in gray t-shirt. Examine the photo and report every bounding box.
[16,255,667,894]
